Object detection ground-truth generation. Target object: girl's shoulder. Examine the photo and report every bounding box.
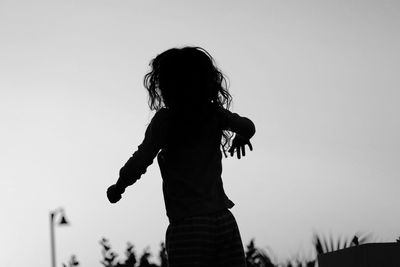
[149,108,170,128]
[151,107,170,121]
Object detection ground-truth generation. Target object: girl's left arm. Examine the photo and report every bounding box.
[112,110,166,195]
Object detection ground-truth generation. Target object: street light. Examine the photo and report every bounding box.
[50,208,69,267]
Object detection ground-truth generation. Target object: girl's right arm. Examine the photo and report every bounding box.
[217,107,256,159]
[218,107,256,139]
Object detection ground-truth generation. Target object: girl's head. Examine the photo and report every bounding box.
[144,46,232,111]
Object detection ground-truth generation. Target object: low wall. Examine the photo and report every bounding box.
[318,243,400,267]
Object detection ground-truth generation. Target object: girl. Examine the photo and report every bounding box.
[107,46,255,267]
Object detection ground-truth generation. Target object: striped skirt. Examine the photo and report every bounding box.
[165,209,246,267]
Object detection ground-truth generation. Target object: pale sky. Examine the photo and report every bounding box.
[1,0,399,266]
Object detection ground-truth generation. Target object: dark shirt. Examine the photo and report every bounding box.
[116,105,255,222]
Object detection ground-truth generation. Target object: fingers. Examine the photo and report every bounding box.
[228,141,237,157]
[229,146,235,157]
[228,138,253,159]
[235,145,248,159]
[248,141,253,151]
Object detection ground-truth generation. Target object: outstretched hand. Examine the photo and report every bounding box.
[228,134,253,159]
[107,184,122,204]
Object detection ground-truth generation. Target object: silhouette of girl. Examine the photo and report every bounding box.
[107,46,256,267]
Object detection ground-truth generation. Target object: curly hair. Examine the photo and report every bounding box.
[143,46,233,154]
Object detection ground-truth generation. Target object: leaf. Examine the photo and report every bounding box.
[329,233,334,252]
[322,235,329,253]
[351,235,359,246]
[336,236,342,251]
[313,234,324,255]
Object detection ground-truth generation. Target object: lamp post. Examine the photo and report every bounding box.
[50,208,69,267]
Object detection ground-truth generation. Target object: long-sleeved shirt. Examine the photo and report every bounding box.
[115,105,255,222]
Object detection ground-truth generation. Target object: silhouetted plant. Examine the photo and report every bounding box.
[92,232,380,267]
[313,232,373,255]
[99,238,119,267]
[158,242,167,267]
[63,254,79,267]
[99,238,138,267]
[97,237,279,267]
[123,242,137,267]
[137,247,158,267]
[245,239,275,267]
[99,238,168,267]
